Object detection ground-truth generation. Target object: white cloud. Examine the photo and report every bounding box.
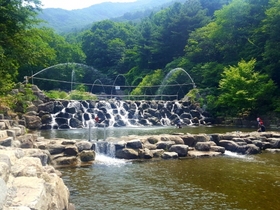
[41,0,136,10]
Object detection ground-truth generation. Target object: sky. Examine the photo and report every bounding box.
[41,0,136,10]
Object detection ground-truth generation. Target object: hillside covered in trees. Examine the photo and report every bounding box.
[38,0,186,33]
[1,0,280,120]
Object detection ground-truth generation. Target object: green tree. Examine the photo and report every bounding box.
[17,28,86,91]
[185,0,270,88]
[82,20,137,77]
[262,0,280,87]
[0,0,41,94]
[136,1,210,71]
[130,69,164,99]
[200,0,231,16]
[217,59,276,116]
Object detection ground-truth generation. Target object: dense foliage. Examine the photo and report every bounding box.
[1,0,280,119]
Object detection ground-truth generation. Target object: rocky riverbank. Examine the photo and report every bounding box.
[1,117,280,209]
[0,119,76,210]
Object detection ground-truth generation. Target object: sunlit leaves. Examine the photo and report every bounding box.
[130,69,164,97]
[217,59,276,116]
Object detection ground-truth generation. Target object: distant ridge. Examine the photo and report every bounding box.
[38,0,185,33]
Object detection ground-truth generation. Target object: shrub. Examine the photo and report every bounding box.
[67,90,97,100]
[44,90,68,99]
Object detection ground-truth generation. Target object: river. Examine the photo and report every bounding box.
[60,152,280,210]
[40,125,256,140]
[40,126,280,210]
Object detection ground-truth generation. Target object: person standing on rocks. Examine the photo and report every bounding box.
[257,117,265,132]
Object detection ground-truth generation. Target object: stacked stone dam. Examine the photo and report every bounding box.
[23,98,213,130]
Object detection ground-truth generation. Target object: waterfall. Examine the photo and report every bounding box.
[94,141,115,157]
[42,99,212,130]
[93,141,128,166]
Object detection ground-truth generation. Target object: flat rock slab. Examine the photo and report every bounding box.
[8,177,49,209]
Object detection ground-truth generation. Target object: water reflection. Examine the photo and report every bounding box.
[43,126,280,209]
[60,152,280,210]
[40,125,256,140]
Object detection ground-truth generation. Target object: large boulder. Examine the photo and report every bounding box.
[218,140,240,153]
[38,101,54,113]
[139,148,153,159]
[156,141,175,150]
[168,136,184,144]
[210,146,225,153]
[115,148,139,159]
[0,137,12,147]
[53,156,79,166]
[271,139,280,148]
[209,134,220,145]
[180,135,197,147]
[47,144,66,155]
[41,114,53,124]
[23,115,42,130]
[195,142,211,151]
[79,150,95,162]
[18,134,35,148]
[24,149,50,166]
[143,142,157,150]
[146,136,160,144]
[64,146,78,156]
[0,154,11,182]
[161,152,178,159]
[0,148,70,210]
[169,145,188,157]
[26,105,38,112]
[194,134,211,142]
[115,140,126,151]
[245,144,261,155]
[126,139,143,150]
[75,141,93,152]
[70,118,83,128]
[151,149,165,158]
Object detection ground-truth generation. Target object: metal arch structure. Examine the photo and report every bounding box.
[24,64,197,101]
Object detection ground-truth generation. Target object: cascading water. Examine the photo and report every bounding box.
[71,69,75,91]
[156,68,196,100]
[93,140,128,166]
[90,79,106,94]
[43,99,211,130]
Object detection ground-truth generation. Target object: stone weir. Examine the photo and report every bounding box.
[23,99,213,130]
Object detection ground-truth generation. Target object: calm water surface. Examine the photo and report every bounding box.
[41,126,280,210]
[40,125,258,140]
[60,152,280,210]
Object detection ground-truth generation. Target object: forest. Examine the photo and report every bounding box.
[0,0,280,120]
